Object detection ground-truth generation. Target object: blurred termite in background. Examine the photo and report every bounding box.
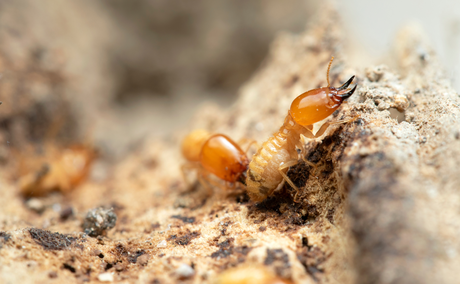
[215,264,293,284]
[17,144,96,197]
[13,104,96,197]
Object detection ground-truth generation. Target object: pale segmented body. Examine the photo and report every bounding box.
[246,112,308,201]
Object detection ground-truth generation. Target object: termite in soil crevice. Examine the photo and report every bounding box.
[246,57,358,202]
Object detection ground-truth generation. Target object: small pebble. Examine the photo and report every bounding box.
[52,203,61,212]
[90,161,109,182]
[97,235,105,245]
[175,263,194,279]
[48,271,58,278]
[137,254,150,266]
[26,261,38,268]
[60,207,74,221]
[26,198,45,213]
[157,240,167,248]
[114,263,126,271]
[98,272,114,282]
[82,207,117,237]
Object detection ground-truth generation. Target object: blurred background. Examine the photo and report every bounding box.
[0,0,459,159]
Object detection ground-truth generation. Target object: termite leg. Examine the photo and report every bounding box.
[296,141,324,195]
[298,134,320,176]
[197,172,213,195]
[277,160,302,202]
[225,181,246,198]
[298,115,360,196]
[299,114,360,143]
[334,171,343,191]
[183,164,227,195]
[197,170,232,196]
[205,173,228,191]
[246,141,258,153]
[313,114,360,138]
[226,181,238,190]
[237,138,258,154]
[181,163,201,189]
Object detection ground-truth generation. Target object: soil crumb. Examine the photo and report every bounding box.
[28,228,77,250]
[82,207,117,237]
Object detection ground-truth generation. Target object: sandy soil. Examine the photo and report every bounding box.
[1,3,460,284]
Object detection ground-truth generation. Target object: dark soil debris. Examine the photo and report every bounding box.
[28,228,77,250]
[302,236,313,249]
[304,129,346,167]
[171,215,196,224]
[0,231,12,242]
[248,191,319,231]
[168,230,200,246]
[145,222,161,233]
[210,240,233,259]
[128,250,146,263]
[326,208,335,224]
[105,263,114,271]
[0,231,12,248]
[264,248,292,279]
[321,160,335,179]
[307,145,325,164]
[252,191,294,214]
[297,247,327,282]
[62,263,76,273]
[236,192,250,204]
[109,243,150,267]
[287,160,311,188]
[210,238,251,260]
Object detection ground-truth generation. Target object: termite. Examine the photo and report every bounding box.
[246,57,357,202]
[181,130,249,191]
[215,264,292,284]
[18,145,96,197]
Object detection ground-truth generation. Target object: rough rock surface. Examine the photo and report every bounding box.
[1,5,460,284]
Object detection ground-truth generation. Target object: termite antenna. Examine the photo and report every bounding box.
[327,56,334,87]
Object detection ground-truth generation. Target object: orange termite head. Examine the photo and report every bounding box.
[200,134,248,184]
[181,129,212,162]
[290,57,357,126]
